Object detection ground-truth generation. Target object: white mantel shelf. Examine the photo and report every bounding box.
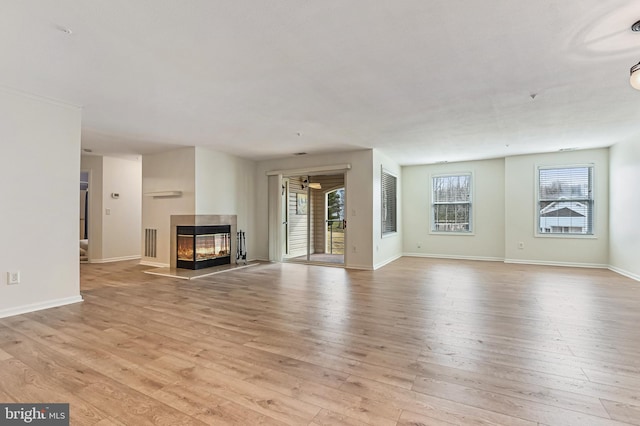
[144,191,182,198]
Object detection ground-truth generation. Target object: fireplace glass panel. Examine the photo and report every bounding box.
[176,225,232,270]
[177,235,194,261]
[195,234,230,260]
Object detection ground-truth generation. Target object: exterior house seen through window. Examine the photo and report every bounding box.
[431,173,472,233]
[537,165,594,235]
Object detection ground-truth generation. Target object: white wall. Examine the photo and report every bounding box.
[194,147,256,258]
[142,147,257,266]
[255,150,374,269]
[402,158,506,260]
[609,139,640,280]
[102,156,142,261]
[0,88,82,317]
[80,155,104,260]
[505,149,609,267]
[141,148,196,266]
[373,149,403,268]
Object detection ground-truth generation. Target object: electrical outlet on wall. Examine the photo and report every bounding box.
[7,271,20,285]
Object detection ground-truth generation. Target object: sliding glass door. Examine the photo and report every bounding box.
[283,174,345,265]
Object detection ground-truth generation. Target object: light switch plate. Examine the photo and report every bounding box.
[7,271,20,285]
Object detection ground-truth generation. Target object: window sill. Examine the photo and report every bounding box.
[535,233,597,239]
[429,231,475,236]
[382,232,398,239]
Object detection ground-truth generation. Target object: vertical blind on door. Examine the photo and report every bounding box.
[381,169,397,235]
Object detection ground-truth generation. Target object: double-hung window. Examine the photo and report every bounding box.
[537,165,594,235]
[431,173,472,233]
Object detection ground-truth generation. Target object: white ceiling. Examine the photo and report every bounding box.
[2,1,640,165]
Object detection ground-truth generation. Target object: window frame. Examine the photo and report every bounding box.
[381,168,398,237]
[430,172,474,235]
[535,164,595,238]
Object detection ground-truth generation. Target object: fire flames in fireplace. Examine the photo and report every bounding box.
[176,225,232,270]
[177,234,230,261]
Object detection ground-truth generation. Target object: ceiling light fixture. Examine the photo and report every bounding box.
[630,21,640,90]
[302,178,321,190]
[631,61,640,90]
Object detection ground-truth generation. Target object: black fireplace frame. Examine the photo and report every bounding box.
[176,225,231,270]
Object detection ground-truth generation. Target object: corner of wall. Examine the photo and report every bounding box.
[608,139,640,281]
[0,88,82,316]
[372,149,403,268]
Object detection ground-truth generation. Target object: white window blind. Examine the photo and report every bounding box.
[538,166,593,235]
[381,169,397,235]
[432,174,472,232]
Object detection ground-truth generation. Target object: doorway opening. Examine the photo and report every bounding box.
[80,170,89,263]
[283,174,345,266]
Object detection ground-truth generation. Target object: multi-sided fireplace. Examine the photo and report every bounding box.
[176,225,231,270]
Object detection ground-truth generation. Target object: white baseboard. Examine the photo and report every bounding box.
[374,254,403,270]
[504,258,608,269]
[139,260,170,268]
[0,295,84,319]
[404,253,504,262]
[608,266,640,282]
[345,263,374,271]
[399,255,639,282]
[90,255,141,264]
[136,256,637,283]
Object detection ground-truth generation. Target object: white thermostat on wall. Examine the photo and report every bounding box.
[111,193,120,199]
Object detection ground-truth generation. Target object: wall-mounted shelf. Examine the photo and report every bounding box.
[144,191,183,198]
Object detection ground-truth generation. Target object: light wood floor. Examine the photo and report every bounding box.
[1,258,639,425]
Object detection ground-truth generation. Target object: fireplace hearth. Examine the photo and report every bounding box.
[176,225,231,270]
